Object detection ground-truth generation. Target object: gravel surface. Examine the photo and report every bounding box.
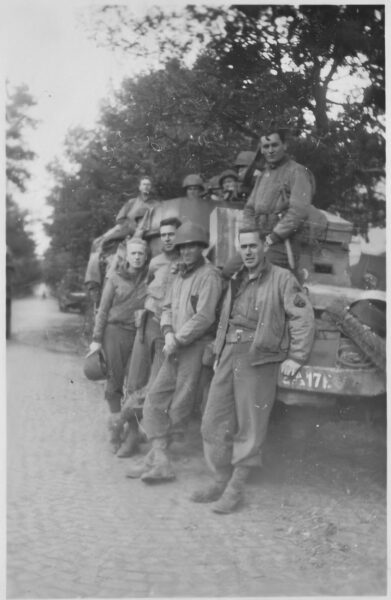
[7,296,387,597]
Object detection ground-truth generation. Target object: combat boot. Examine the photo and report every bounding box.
[125,448,155,478]
[211,466,251,514]
[189,467,232,503]
[107,413,123,454]
[117,419,140,458]
[140,437,176,483]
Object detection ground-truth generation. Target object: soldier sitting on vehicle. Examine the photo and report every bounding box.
[125,221,223,483]
[242,128,315,271]
[223,129,315,279]
[110,217,182,458]
[218,169,241,204]
[191,228,315,514]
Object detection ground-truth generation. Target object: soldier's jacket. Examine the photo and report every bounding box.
[161,258,223,346]
[214,259,315,366]
[92,264,148,342]
[144,251,180,320]
[116,195,160,234]
[242,157,315,240]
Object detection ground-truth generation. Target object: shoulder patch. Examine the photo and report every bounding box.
[293,293,307,308]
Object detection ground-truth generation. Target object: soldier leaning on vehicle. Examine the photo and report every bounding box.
[191,228,315,514]
[110,217,182,458]
[88,237,149,452]
[126,221,223,483]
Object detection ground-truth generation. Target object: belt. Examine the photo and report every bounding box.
[226,329,255,343]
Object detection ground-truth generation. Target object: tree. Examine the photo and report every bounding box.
[45,5,385,281]
[6,83,40,294]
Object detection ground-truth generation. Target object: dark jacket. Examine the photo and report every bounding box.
[214,260,315,366]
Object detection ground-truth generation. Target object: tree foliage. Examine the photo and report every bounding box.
[6,83,40,293]
[45,4,385,281]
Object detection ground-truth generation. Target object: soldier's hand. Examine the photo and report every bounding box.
[88,341,102,356]
[163,332,177,356]
[280,359,301,378]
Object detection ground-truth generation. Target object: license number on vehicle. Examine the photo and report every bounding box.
[280,368,333,391]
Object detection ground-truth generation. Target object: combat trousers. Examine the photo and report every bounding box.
[143,339,208,439]
[201,341,279,471]
[125,312,164,396]
[102,323,136,413]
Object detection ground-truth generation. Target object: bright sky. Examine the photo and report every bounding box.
[4,1,134,254]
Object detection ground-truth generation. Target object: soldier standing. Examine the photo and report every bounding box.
[112,217,182,458]
[126,222,223,482]
[88,237,149,451]
[192,228,315,513]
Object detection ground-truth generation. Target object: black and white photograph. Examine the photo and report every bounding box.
[5,1,386,597]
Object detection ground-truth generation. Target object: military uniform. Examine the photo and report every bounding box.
[143,257,223,440]
[124,250,180,399]
[242,156,315,269]
[201,259,315,474]
[92,264,148,413]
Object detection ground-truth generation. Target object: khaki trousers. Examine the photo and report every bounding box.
[201,341,279,470]
[143,339,208,439]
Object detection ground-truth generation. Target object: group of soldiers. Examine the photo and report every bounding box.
[84,127,316,514]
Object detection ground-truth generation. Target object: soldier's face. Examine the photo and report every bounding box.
[160,225,177,253]
[179,242,204,266]
[222,177,237,192]
[239,232,265,271]
[186,186,202,200]
[139,178,152,195]
[260,133,287,165]
[126,243,146,269]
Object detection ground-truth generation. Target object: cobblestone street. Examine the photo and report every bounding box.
[7,298,387,597]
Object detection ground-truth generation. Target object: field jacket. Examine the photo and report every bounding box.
[92,265,148,342]
[214,260,315,366]
[161,258,223,346]
[242,157,314,241]
[144,251,180,319]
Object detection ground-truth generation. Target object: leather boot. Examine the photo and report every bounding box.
[141,438,176,483]
[125,448,155,478]
[211,466,251,514]
[107,413,123,454]
[189,467,232,503]
[117,419,140,458]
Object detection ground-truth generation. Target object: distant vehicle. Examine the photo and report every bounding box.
[6,246,14,339]
[57,270,88,313]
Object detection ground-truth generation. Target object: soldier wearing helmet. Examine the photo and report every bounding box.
[126,221,223,483]
[219,169,240,203]
[182,173,205,201]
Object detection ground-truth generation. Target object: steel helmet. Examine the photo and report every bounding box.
[83,349,107,381]
[207,175,221,190]
[182,174,205,189]
[174,221,209,248]
[234,150,256,167]
[218,169,238,186]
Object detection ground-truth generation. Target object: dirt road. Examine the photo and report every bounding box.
[7,296,387,597]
